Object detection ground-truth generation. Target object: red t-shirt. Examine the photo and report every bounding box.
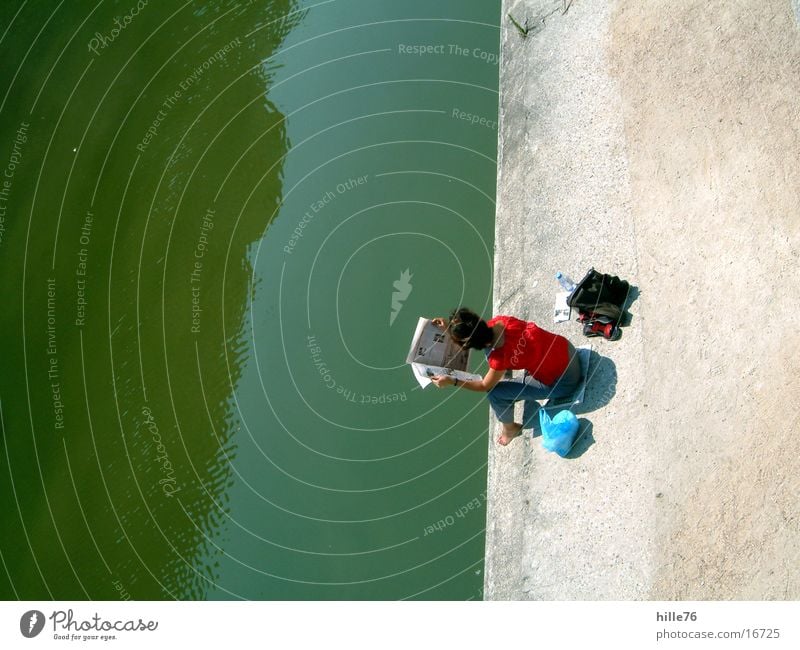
[486,316,569,386]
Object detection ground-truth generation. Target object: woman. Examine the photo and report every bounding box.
[431,307,582,445]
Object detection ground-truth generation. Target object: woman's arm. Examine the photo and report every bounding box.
[431,367,505,392]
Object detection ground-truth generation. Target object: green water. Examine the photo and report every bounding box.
[0,0,499,599]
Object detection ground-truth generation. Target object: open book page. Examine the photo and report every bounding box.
[406,317,483,388]
[410,363,484,389]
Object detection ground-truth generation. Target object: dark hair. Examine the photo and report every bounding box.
[448,307,493,349]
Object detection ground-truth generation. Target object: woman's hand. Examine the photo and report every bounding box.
[431,375,455,388]
[431,317,447,330]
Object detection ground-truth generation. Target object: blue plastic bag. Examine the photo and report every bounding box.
[539,409,580,457]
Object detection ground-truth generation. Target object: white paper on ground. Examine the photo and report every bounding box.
[553,291,572,323]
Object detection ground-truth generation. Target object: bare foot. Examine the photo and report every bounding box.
[497,423,523,446]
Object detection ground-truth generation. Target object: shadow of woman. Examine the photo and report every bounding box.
[573,350,618,416]
[526,350,617,459]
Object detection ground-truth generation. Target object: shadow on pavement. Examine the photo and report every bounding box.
[573,350,617,416]
[525,351,615,460]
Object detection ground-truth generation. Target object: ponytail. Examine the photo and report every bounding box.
[448,307,493,349]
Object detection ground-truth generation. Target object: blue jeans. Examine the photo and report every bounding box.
[486,344,582,426]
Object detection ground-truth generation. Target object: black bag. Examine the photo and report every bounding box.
[567,268,631,324]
